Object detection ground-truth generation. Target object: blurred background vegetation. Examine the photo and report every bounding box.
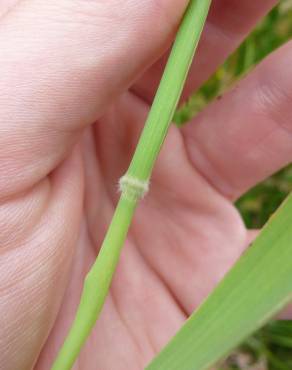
[175,1,292,369]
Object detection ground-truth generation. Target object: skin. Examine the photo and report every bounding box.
[0,1,291,369]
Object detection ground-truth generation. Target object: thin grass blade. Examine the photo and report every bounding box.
[146,194,292,370]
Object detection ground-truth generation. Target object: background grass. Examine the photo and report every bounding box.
[175,1,292,369]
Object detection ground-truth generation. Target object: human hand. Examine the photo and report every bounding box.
[1,1,291,369]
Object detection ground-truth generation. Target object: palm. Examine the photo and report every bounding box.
[2,1,291,370]
[35,89,247,370]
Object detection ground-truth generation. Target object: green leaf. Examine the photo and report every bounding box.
[146,194,292,370]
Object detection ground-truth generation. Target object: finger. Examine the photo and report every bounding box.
[0,0,188,199]
[132,0,277,103]
[182,41,292,200]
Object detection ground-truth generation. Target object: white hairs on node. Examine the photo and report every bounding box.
[119,175,150,202]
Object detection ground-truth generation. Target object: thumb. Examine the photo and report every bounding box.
[0,0,188,198]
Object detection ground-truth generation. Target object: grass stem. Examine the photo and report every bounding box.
[51,1,212,368]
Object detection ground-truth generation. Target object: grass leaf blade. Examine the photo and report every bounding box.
[146,194,292,370]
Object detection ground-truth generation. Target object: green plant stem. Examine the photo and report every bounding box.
[127,0,212,180]
[51,1,212,369]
